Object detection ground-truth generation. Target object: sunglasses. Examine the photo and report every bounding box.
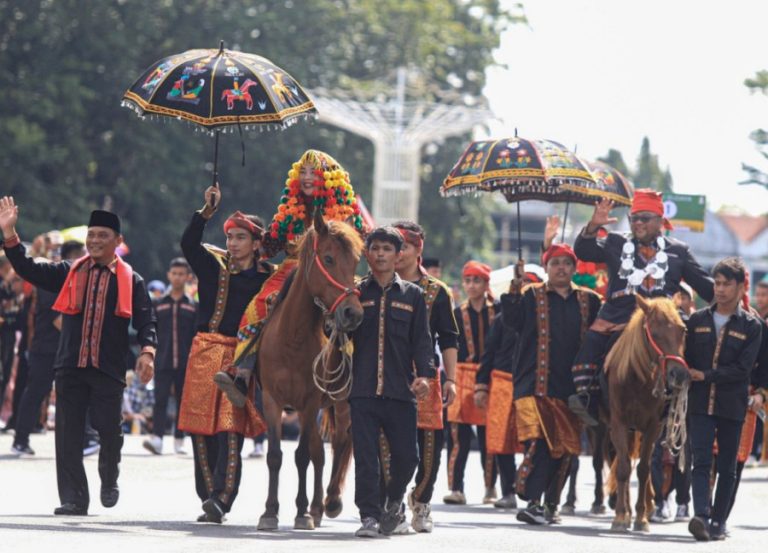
[629,214,660,224]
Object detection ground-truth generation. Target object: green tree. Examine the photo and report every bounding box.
[743,70,768,188]
[0,0,521,278]
[633,137,673,192]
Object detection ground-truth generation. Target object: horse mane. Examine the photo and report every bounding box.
[605,297,682,384]
[297,220,364,267]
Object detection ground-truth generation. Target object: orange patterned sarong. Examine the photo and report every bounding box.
[447,362,487,425]
[178,332,266,437]
[737,410,757,464]
[417,373,444,430]
[515,396,581,458]
[486,370,520,454]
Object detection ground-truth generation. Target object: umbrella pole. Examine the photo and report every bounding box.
[562,201,570,242]
[517,202,522,260]
[210,130,220,207]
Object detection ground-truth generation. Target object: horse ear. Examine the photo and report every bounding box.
[635,294,651,314]
[313,206,328,236]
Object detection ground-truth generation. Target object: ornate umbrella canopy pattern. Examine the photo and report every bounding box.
[441,137,596,203]
[579,160,634,206]
[122,45,316,130]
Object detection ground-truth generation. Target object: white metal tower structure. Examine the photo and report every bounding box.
[310,69,493,225]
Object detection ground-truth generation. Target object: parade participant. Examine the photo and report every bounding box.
[444,261,499,505]
[143,258,197,456]
[222,149,365,405]
[501,244,601,525]
[389,220,458,533]
[423,257,442,279]
[0,197,157,515]
[568,191,714,426]
[685,258,762,541]
[475,268,542,510]
[350,226,434,537]
[178,185,271,523]
[11,241,84,455]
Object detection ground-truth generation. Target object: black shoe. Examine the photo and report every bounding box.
[517,503,547,525]
[100,484,119,508]
[213,372,248,408]
[379,499,406,535]
[54,503,88,516]
[709,520,726,541]
[197,511,226,523]
[11,442,35,456]
[567,394,599,427]
[202,498,225,524]
[688,516,710,541]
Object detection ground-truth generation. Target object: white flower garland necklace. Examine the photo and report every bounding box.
[618,236,668,293]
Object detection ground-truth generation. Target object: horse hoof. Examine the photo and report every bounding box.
[610,520,630,533]
[633,520,650,533]
[324,497,342,518]
[590,504,607,515]
[312,514,322,528]
[294,514,315,530]
[257,515,279,531]
[560,504,575,516]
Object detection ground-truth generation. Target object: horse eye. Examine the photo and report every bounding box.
[324,255,333,265]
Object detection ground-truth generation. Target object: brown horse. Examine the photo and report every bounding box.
[604,295,689,532]
[256,211,364,531]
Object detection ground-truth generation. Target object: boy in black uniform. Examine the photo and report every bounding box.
[0,196,157,515]
[350,226,434,537]
[685,257,762,541]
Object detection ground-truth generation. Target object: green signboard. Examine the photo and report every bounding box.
[663,193,706,232]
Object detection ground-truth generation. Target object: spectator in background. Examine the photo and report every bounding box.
[147,280,166,299]
[422,257,442,280]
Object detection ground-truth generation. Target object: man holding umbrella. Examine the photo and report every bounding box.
[0,197,157,515]
[568,190,714,426]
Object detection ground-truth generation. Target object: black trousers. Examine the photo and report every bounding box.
[54,368,124,509]
[651,429,691,507]
[690,413,742,524]
[4,348,29,429]
[13,350,56,446]
[447,423,497,492]
[497,453,517,497]
[352,397,418,521]
[0,328,15,411]
[516,438,573,506]
[152,369,186,439]
[411,427,444,504]
[192,432,245,513]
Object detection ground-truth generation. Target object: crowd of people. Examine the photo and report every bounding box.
[0,155,767,542]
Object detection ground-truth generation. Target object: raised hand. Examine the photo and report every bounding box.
[587,198,617,232]
[543,214,561,250]
[201,184,221,218]
[0,196,19,238]
[510,258,526,292]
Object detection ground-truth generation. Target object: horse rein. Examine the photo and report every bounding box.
[643,319,688,393]
[310,233,360,315]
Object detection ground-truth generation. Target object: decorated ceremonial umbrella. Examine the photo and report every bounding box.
[121,41,317,192]
[441,136,633,255]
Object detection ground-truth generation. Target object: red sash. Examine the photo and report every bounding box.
[53,255,133,318]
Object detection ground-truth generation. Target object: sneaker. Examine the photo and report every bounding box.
[650,505,668,523]
[174,437,187,455]
[380,499,406,535]
[249,442,265,458]
[142,436,162,455]
[442,490,467,505]
[567,393,599,427]
[355,517,379,538]
[544,503,561,524]
[709,520,725,541]
[83,440,100,457]
[517,503,547,525]
[675,504,690,522]
[494,495,518,509]
[661,499,671,520]
[483,486,498,504]
[213,371,248,408]
[409,496,433,533]
[11,443,35,456]
[688,516,710,541]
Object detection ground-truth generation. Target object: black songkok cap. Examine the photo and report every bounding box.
[422,257,441,268]
[88,210,121,234]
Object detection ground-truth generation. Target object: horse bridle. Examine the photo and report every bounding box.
[643,319,688,390]
[310,233,360,315]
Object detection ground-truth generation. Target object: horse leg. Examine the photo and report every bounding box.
[257,392,283,531]
[324,402,352,519]
[293,411,314,530]
[634,425,661,532]
[610,425,632,532]
[307,409,326,527]
[591,425,606,514]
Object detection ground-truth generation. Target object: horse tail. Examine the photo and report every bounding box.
[320,406,335,442]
